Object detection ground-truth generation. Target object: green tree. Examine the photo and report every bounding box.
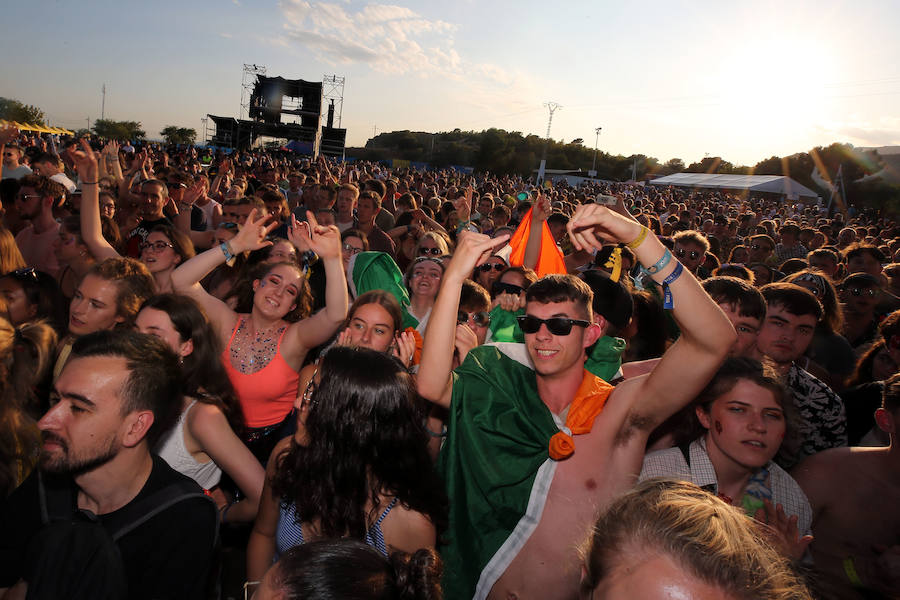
[160,125,197,145]
[93,119,146,141]
[0,97,45,124]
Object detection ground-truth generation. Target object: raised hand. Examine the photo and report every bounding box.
[493,291,524,313]
[66,139,100,183]
[531,192,551,223]
[445,230,509,282]
[334,328,354,347]
[392,329,417,366]
[183,180,204,206]
[231,209,276,254]
[454,323,479,365]
[454,187,472,223]
[754,499,813,562]
[567,203,643,252]
[289,212,341,260]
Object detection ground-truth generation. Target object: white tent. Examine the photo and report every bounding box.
[648,173,820,200]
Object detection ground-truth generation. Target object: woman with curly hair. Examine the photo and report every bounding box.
[246,346,447,582]
[253,539,442,600]
[136,294,264,522]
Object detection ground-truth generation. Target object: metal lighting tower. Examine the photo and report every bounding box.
[240,64,267,120]
[322,74,345,128]
[590,126,602,176]
[101,84,106,120]
[537,102,561,184]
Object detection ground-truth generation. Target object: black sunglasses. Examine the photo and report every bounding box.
[478,263,505,273]
[675,248,701,261]
[418,247,442,256]
[458,310,491,328]
[220,222,239,230]
[517,315,591,336]
[165,181,187,189]
[492,281,525,297]
[9,267,38,282]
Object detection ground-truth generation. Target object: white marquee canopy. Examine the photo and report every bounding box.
[648,173,820,200]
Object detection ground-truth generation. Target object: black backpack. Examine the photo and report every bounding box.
[23,471,218,600]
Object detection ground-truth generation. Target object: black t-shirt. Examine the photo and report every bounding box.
[0,455,217,599]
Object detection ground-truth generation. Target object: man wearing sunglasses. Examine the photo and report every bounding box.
[419,212,735,599]
[13,175,65,277]
[672,230,710,277]
[1,142,32,180]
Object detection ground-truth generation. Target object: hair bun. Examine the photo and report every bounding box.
[390,548,443,600]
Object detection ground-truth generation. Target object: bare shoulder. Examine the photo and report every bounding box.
[385,502,436,552]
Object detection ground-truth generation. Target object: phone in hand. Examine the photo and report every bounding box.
[595,194,617,206]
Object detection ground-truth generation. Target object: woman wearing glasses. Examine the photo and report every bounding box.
[246,346,447,582]
[71,141,195,293]
[472,254,508,292]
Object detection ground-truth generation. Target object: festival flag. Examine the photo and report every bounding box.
[507,207,566,276]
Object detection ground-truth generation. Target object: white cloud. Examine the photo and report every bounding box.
[817,116,900,147]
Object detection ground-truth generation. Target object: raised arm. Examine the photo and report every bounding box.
[174,181,217,249]
[417,231,510,409]
[69,140,120,261]
[568,205,735,435]
[171,209,276,335]
[284,212,348,351]
[523,193,550,270]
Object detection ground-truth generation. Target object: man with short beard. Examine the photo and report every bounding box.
[0,331,218,600]
[1,143,32,180]
[13,174,64,276]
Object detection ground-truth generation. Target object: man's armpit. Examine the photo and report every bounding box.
[615,412,655,446]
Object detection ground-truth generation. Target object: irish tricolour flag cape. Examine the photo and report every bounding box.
[439,343,612,599]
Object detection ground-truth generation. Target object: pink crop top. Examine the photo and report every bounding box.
[222,317,300,428]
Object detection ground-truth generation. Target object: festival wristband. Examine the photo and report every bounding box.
[625,226,649,250]
[220,242,235,262]
[642,248,672,275]
[661,261,684,310]
[843,557,863,588]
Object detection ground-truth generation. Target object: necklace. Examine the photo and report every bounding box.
[230,318,286,374]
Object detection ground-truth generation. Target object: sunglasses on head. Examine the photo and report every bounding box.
[517,315,591,336]
[492,281,525,297]
[846,286,877,297]
[478,263,505,273]
[675,248,701,261]
[458,310,491,328]
[418,247,442,256]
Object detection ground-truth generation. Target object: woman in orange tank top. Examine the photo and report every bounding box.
[171,209,348,462]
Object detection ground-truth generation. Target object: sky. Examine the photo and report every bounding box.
[3,0,900,166]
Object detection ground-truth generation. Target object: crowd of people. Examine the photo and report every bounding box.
[0,124,898,599]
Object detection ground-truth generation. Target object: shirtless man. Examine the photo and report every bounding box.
[417,204,735,600]
[792,373,900,599]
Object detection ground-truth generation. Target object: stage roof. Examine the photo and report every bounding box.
[648,173,820,199]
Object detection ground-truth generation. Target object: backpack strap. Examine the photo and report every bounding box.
[677,441,692,467]
[110,484,219,550]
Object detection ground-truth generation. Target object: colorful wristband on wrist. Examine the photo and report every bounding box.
[642,248,672,275]
[626,226,649,250]
[220,242,234,262]
[661,261,684,310]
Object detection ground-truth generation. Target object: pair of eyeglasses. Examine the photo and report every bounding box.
[845,287,877,297]
[517,315,591,336]
[418,247,442,256]
[458,310,490,328]
[140,240,174,252]
[220,222,239,230]
[16,193,41,202]
[3,152,14,157]
[342,243,363,255]
[166,182,186,189]
[492,281,525,297]
[674,248,701,261]
[478,263,505,273]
